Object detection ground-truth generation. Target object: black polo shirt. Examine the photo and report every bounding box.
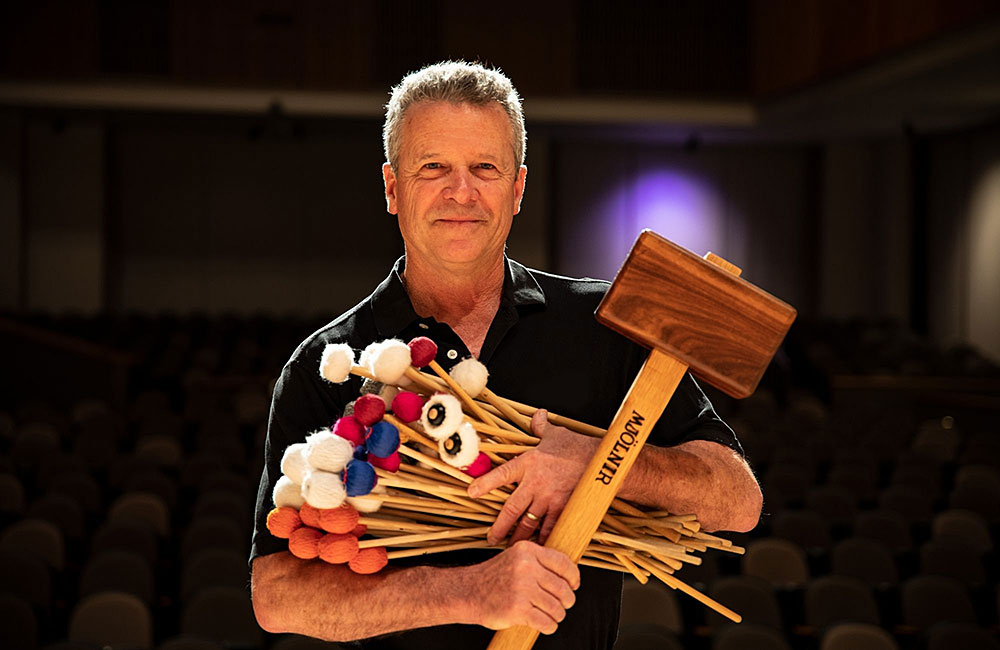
[252,256,742,649]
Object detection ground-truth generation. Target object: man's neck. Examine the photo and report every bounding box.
[402,254,505,358]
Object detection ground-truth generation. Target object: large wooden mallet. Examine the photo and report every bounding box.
[488,230,796,650]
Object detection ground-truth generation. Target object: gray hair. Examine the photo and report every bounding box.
[383,61,526,171]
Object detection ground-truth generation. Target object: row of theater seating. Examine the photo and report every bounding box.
[1,313,998,649]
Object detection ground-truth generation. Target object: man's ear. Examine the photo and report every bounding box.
[382,162,398,215]
[512,165,527,216]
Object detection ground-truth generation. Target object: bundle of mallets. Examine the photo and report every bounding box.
[264,335,743,621]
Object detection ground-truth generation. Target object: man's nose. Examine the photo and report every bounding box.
[442,167,477,203]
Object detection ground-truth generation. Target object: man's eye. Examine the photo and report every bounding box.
[423,162,441,170]
[478,163,496,170]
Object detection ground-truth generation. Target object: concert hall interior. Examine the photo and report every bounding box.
[1,2,999,649]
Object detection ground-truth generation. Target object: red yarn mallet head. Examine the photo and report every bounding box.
[349,546,388,574]
[299,503,322,529]
[317,533,360,564]
[318,504,360,534]
[369,450,401,473]
[288,526,324,559]
[407,337,437,367]
[354,394,386,426]
[266,507,302,539]
[332,415,366,446]
[350,523,367,537]
[391,391,424,423]
[463,452,492,478]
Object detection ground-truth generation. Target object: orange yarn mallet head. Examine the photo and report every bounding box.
[288,526,324,559]
[319,503,360,534]
[266,506,302,539]
[318,533,360,564]
[349,546,388,574]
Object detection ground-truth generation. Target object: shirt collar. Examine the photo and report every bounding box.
[370,255,546,338]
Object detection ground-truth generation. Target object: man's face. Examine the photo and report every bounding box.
[383,101,526,270]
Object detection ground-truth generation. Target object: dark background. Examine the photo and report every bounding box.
[1,2,999,650]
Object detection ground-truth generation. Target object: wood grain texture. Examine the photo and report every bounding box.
[487,349,688,650]
[596,230,796,398]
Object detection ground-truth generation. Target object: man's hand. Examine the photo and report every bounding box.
[468,410,598,545]
[459,540,580,635]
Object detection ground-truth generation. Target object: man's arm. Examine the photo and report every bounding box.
[469,410,762,545]
[251,541,580,641]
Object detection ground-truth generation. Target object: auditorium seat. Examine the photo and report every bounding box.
[830,537,898,588]
[157,635,226,650]
[948,480,1000,523]
[123,470,179,511]
[931,509,992,553]
[192,491,251,527]
[11,422,62,474]
[771,510,831,555]
[742,538,809,588]
[804,575,880,628]
[805,486,857,530]
[712,623,791,650]
[900,575,977,630]
[925,621,1000,650]
[109,492,171,537]
[707,576,782,630]
[68,592,153,649]
[79,550,155,605]
[134,435,184,469]
[180,548,249,601]
[0,518,65,570]
[854,510,912,553]
[0,592,38,650]
[613,622,683,650]
[0,472,26,517]
[820,622,899,650]
[878,485,934,527]
[918,539,986,587]
[953,464,1000,493]
[0,546,52,612]
[180,517,246,561]
[90,520,159,567]
[27,493,86,542]
[47,471,103,515]
[180,586,263,648]
[763,465,811,509]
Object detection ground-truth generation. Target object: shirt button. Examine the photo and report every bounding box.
[446,349,458,360]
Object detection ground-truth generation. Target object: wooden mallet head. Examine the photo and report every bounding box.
[596,230,796,398]
[488,230,796,650]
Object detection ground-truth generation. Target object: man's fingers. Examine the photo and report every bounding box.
[535,547,581,590]
[487,486,533,544]
[508,510,543,545]
[537,505,561,544]
[530,409,550,438]
[468,454,522,499]
[536,561,577,610]
[529,588,567,630]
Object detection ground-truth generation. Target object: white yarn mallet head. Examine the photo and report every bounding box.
[320,343,355,384]
[450,357,489,398]
[347,482,386,513]
[272,474,306,508]
[280,443,309,485]
[438,421,481,469]
[420,393,464,441]
[304,430,355,473]
[364,339,412,385]
[301,469,347,509]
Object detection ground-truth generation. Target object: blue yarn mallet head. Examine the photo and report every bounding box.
[366,421,400,458]
[344,459,377,497]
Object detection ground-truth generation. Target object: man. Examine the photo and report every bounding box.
[251,61,762,649]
